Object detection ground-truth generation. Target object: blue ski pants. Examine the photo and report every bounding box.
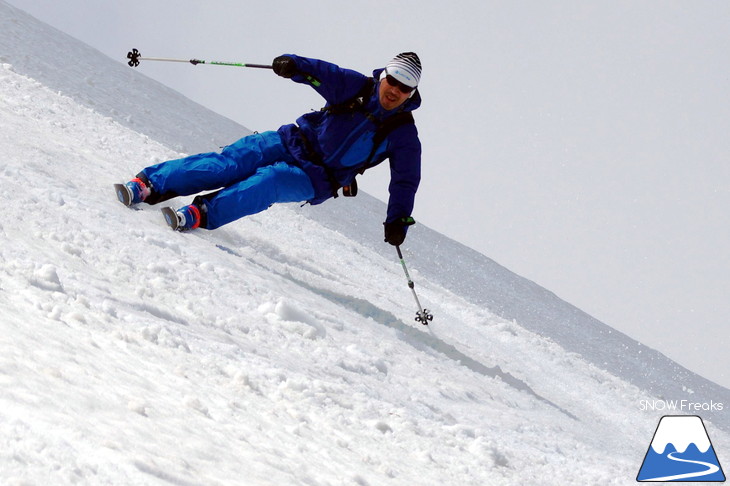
[142,131,315,229]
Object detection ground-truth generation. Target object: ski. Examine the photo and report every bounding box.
[161,207,182,231]
[113,183,134,207]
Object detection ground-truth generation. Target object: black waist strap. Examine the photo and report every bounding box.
[299,133,340,198]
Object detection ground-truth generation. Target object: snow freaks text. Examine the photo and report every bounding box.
[639,400,724,412]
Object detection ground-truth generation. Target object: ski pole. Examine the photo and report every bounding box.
[126,48,272,70]
[396,245,433,325]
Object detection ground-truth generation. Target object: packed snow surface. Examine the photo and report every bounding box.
[1,2,728,484]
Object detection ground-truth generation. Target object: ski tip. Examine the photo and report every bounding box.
[113,183,133,207]
[160,207,180,231]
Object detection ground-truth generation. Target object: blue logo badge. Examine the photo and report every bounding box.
[637,415,725,482]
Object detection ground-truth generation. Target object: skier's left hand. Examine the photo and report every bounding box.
[384,217,416,246]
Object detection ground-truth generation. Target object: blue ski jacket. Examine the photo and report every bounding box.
[276,55,422,224]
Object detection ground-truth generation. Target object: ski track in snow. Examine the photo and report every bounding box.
[1,14,729,486]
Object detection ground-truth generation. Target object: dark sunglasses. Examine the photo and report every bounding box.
[385,74,415,94]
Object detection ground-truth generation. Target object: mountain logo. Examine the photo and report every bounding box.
[637,415,725,482]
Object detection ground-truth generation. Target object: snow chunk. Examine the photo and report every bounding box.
[127,399,149,417]
[259,298,326,339]
[183,396,210,417]
[30,263,64,292]
[141,325,191,352]
[374,421,393,434]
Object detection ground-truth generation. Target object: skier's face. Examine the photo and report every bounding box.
[378,74,412,111]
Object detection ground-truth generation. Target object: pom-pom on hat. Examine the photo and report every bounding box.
[384,52,422,88]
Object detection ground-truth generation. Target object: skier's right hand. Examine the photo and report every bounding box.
[273,56,298,78]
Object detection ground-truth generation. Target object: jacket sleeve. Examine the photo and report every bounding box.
[385,123,422,223]
[280,54,368,105]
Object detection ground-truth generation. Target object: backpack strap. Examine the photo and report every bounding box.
[323,78,376,115]
[341,111,413,198]
[363,111,414,168]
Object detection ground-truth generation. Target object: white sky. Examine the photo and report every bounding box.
[7,0,730,389]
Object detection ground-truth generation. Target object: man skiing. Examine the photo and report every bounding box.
[115,52,423,247]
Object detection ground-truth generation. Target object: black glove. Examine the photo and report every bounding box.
[272,56,298,78]
[383,217,416,246]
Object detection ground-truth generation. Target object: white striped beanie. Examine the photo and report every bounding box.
[384,52,422,88]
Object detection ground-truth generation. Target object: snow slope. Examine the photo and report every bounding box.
[1,2,728,484]
[0,0,248,155]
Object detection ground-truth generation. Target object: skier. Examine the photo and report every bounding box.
[115,52,422,247]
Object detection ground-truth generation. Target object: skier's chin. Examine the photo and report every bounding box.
[379,95,404,111]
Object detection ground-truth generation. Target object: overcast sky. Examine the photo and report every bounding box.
[7,0,729,389]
